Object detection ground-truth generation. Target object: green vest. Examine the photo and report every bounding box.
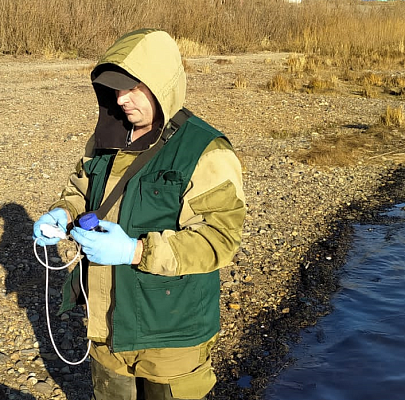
[84,116,224,352]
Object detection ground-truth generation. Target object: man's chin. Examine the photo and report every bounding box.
[126,116,141,125]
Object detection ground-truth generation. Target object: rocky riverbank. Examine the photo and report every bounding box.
[213,145,405,400]
[0,53,404,399]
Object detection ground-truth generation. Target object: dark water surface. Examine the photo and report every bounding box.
[265,204,405,400]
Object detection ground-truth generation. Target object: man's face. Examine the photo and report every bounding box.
[116,83,158,132]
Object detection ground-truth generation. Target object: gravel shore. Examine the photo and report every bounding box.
[0,53,404,399]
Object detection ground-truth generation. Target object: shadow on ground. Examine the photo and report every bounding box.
[0,383,36,399]
[0,203,92,400]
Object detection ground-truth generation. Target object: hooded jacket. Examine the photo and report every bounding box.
[91,28,186,150]
[52,29,246,351]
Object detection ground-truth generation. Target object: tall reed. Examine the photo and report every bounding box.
[0,0,404,69]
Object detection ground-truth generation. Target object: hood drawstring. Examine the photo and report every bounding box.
[126,126,134,147]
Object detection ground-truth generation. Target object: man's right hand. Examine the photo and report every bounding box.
[33,208,68,246]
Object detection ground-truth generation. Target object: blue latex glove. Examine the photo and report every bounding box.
[70,220,137,266]
[33,208,68,246]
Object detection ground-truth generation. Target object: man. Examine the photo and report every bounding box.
[33,28,245,400]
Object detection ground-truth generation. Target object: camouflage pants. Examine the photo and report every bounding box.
[89,339,218,400]
[91,358,207,400]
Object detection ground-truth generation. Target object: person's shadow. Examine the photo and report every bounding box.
[0,384,35,400]
[0,203,92,400]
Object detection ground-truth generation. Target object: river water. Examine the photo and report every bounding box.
[265,203,405,400]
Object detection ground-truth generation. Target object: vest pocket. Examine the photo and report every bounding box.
[131,170,183,232]
[135,273,201,341]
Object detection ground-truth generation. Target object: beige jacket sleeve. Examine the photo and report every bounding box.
[138,137,246,276]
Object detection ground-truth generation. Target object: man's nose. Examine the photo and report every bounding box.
[116,90,130,105]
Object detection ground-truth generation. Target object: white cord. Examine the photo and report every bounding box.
[34,238,92,365]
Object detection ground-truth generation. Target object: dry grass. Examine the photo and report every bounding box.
[234,74,248,89]
[297,134,364,166]
[215,58,235,65]
[305,76,336,93]
[201,63,212,74]
[266,74,293,93]
[181,58,193,73]
[385,75,405,88]
[360,85,379,99]
[296,127,403,167]
[1,0,405,70]
[359,72,384,87]
[287,55,329,75]
[287,56,308,74]
[380,105,405,128]
[176,37,212,58]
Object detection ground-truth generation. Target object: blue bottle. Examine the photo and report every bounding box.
[78,213,105,232]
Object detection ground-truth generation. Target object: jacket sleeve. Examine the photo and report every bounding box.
[138,137,246,276]
[50,135,96,220]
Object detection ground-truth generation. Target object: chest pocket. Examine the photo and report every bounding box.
[127,169,184,234]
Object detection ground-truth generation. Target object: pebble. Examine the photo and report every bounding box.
[28,376,38,385]
[34,381,53,396]
[60,366,71,374]
[30,313,40,322]
[19,384,30,394]
[60,313,70,321]
[21,348,38,356]
[49,288,60,297]
[0,352,9,364]
[60,339,73,350]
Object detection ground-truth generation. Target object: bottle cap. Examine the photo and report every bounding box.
[79,213,99,231]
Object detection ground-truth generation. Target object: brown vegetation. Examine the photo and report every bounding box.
[0,0,405,68]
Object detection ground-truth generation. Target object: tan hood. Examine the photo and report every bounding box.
[91,29,186,149]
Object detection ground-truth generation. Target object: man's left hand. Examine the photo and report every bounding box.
[70,220,137,266]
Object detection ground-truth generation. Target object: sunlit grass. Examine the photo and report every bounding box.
[380,105,405,128]
[0,0,404,71]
